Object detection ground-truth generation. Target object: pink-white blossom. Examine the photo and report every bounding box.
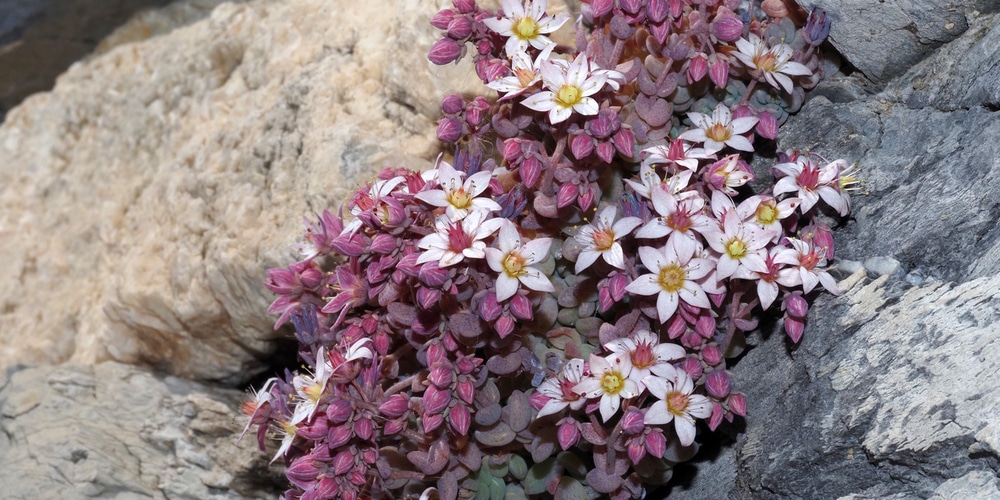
[773,156,850,216]
[732,34,812,94]
[625,244,715,323]
[573,352,639,422]
[485,219,555,301]
[482,0,569,56]
[603,329,684,392]
[416,160,501,220]
[643,369,712,446]
[522,53,613,124]
[574,205,642,273]
[678,104,758,154]
[535,358,587,418]
[417,210,503,267]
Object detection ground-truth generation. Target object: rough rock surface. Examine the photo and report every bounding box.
[0,0,175,121]
[0,0,491,384]
[0,362,283,499]
[669,7,1000,500]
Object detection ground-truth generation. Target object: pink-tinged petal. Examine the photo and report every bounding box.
[522,238,552,264]
[636,219,670,239]
[725,134,755,152]
[482,16,513,35]
[440,251,465,267]
[678,129,708,143]
[688,394,712,419]
[536,399,568,419]
[643,401,675,425]
[800,268,819,293]
[466,171,494,196]
[572,97,600,116]
[668,233,698,260]
[496,220,520,251]
[566,54,590,86]
[549,106,573,124]
[643,375,669,399]
[757,280,779,310]
[818,186,848,216]
[740,252,768,274]
[573,377,603,398]
[782,61,812,76]
[772,176,799,196]
[702,139,725,154]
[674,415,697,446]
[799,190,820,213]
[685,257,714,280]
[521,91,556,112]
[415,189,449,207]
[730,116,759,135]
[648,362,678,380]
[575,248,600,273]
[613,216,643,236]
[502,0,525,17]
[604,242,626,269]
[656,292,680,322]
[519,269,555,293]
[637,245,665,273]
[818,272,840,295]
[678,285,710,309]
[495,273,519,301]
[772,72,794,94]
[716,256,739,279]
[626,274,662,296]
[599,394,621,422]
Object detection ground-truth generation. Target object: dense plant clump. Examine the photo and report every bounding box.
[241,1,855,498]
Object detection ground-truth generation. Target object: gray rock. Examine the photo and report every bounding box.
[671,8,1000,500]
[0,362,283,499]
[798,0,997,87]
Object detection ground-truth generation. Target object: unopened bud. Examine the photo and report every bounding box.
[712,15,744,42]
[705,370,731,398]
[428,38,463,65]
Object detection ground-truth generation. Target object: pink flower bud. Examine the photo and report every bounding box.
[465,96,490,127]
[687,55,708,84]
[520,155,542,188]
[456,379,475,405]
[591,0,614,18]
[510,294,534,321]
[784,315,805,343]
[694,313,716,338]
[784,293,809,318]
[380,394,410,418]
[327,425,353,448]
[645,429,666,458]
[437,117,463,143]
[418,263,449,287]
[627,439,646,464]
[333,450,354,476]
[441,94,464,115]
[478,292,502,322]
[286,456,321,489]
[423,386,451,415]
[362,448,377,465]
[430,9,456,30]
[709,57,729,88]
[598,287,614,313]
[558,421,581,450]
[447,16,473,39]
[383,417,406,435]
[556,182,578,209]
[502,138,523,162]
[449,405,471,435]
[728,393,747,416]
[495,314,515,338]
[452,0,476,14]
[701,344,723,366]
[596,142,616,163]
[369,233,397,255]
[349,468,367,486]
[428,38,463,65]
[423,412,445,433]
[705,370,731,398]
[480,58,508,84]
[650,19,671,44]
[667,314,687,339]
[621,409,646,435]
[668,0,683,18]
[571,134,594,160]
[429,365,454,389]
[417,286,441,310]
[355,417,374,441]
[646,0,669,23]
[313,477,339,499]
[587,109,621,139]
[756,111,779,140]
[712,15,744,42]
[577,185,596,211]
[613,128,636,157]
[326,399,353,424]
[297,418,329,440]
[426,342,447,366]
[708,402,725,431]
[682,356,703,380]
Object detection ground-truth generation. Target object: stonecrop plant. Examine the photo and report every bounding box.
[241,1,855,498]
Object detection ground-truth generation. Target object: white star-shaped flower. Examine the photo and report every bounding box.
[485,219,555,301]
[574,205,642,273]
[678,104,758,154]
[482,0,569,56]
[732,34,812,94]
[643,369,711,446]
[416,160,500,221]
[625,244,715,323]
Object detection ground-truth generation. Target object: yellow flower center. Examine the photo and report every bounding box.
[705,123,732,143]
[556,84,583,108]
[592,229,615,251]
[601,371,625,395]
[726,239,747,259]
[502,252,526,278]
[755,203,778,225]
[303,383,323,404]
[658,264,686,293]
[666,390,690,416]
[754,51,779,73]
[514,17,540,40]
[447,188,473,209]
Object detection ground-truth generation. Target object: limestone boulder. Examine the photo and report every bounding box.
[0,0,494,384]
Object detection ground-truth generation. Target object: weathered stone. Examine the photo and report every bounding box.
[0,362,283,499]
[0,0,491,384]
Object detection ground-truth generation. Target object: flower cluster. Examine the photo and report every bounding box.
[243,1,853,499]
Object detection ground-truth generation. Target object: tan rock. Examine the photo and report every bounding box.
[0,0,525,383]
